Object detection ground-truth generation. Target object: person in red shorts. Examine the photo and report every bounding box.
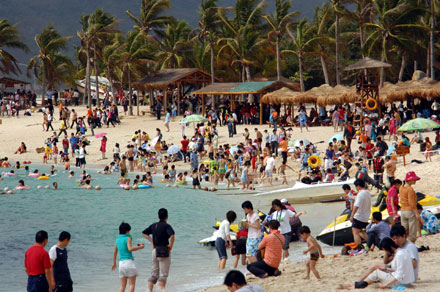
[25,230,54,292]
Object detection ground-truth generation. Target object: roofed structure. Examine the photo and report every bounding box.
[135,68,215,90]
[0,76,30,86]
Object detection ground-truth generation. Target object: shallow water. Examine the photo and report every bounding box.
[0,166,344,292]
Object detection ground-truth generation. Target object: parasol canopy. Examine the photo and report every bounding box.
[329,133,344,144]
[289,139,310,148]
[260,87,300,104]
[397,118,440,132]
[167,145,181,155]
[95,132,107,138]
[180,114,209,123]
[344,57,392,71]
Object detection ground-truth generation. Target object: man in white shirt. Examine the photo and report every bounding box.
[343,237,414,289]
[78,143,86,169]
[390,225,419,281]
[264,154,276,185]
[350,179,371,249]
[270,130,279,156]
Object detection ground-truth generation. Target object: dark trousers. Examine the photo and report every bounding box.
[27,275,49,292]
[367,232,381,249]
[247,260,276,278]
[182,150,188,163]
[228,123,233,137]
[46,122,54,131]
[58,129,67,137]
[271,142,278,156]
[281,151,287,164]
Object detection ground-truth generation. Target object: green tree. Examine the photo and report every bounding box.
[77,9,117,106]
[126,0,171,35]
[0,19,28,75]
[111,31,154,115]
[263,0,299,80]
[27,24,72,105]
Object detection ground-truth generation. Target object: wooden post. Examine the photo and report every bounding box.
[164,89,168,114]
[149,89,153,112]
[259,100,263,125]
[202,95,205,116]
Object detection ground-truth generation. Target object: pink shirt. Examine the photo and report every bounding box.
[247,212,261,239]
[387,185,399,215]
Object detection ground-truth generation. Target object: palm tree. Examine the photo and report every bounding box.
[111,31,154,115]
[364,0,424,86]
[0,19,28,75]
[311,4,334,85]
[263,0,299,80]
[126,0,171,35]
[27,24,72,105]
[330,0,344,85]
[283,19,317,92]
[77,9,117,106]
[217,0,266,81]
[342,0,374,52]
[197,0,220,83]
[155,19,192,69]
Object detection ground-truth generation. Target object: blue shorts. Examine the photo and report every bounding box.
[215,237,227,259]
[246,237,261,257]
[300,119,307,126]
[282,233,291,250]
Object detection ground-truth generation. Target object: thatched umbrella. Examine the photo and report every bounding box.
[261,87,299,104]
[296,84,331,105]
[385,78,438,103]
[344,57,392,71]
[316,85,356,106]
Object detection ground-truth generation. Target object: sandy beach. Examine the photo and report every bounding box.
[2,105,440,292]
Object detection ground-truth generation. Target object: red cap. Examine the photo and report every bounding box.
[404,171,420,182]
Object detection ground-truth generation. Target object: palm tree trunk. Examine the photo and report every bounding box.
[276,36,281,81]
[335,13,341,85]
[319,46,330,85]
[210,44,215,83]
[41,64,47,106]
[380,51,385,88]
[128,68,133,116]
[245,65,251,82]
[430,3,435,80]
[94,45,99,104]
[426,45,430,77]
[414,60,418,72]
[299,55,305,92]
[85,52,91,105]
[399,55,406,81]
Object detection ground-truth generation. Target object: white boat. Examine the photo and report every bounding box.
[75,76,113,97]
[254,178,355,197]
[198,230,237,246]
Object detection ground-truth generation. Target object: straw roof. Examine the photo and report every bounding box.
[135,68,214,89]
[261,87,300,104]
[344,57,392,71]
[316,85,357,106]
[385,77,439,103]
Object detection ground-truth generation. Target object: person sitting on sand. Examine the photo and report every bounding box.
[340,238,414,289]
[15,142,27,154]
[366,212,390,252]
[247,220,283,278]
[300,226,324,279]
[417,203,440,235]
[223,270,264,292]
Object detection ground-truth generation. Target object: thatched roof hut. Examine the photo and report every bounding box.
[385,78,438,103]
[135,68,215,90]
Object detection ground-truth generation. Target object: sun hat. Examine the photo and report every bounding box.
[281,198,288,204]
[404,171,420,182]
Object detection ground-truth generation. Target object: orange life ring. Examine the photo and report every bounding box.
[365,98,378,111]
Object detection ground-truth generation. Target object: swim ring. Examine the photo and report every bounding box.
[307,155,321,169]
[3,172,17,177]
[176,181,187,185]
[29,173,39,178]
[15,186,30,190]
[365,98,378,111]
[37,176,50,180]
[120,184,129,188]
[138,184,152,189]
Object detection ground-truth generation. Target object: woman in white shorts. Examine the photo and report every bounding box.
[112,222,145,292]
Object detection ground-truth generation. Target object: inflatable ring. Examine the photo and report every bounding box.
[365,98,378,111]
[138,184,152,189]
[307,155,321,169]
[29,173,39,178]
[37,176,50,180]
[120,184,129,188]
[15,186,30,190]
[176,181,187,185]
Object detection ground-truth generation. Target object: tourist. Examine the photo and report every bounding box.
[300,226,324,279]
[386,179,402,222]
[142,208,175,292]
[400,171,420,242]
[350,179,371,249]
[49,231,73,292]
[343,122,355,151]
[25,230,55,292]
[242,200,261,264]
[384,155,396,185]
[299,108,308,132]
[215,211,237,269]
[247,220,283,278]
[342,184,357,211]
[269,129,279,156]
[417,203,440,235]
[100,136,107,160]
[223,270,264,292]
[366,212,390,252]
[390,225,419,282]
[264,154,276,186]
[164,110,171,132]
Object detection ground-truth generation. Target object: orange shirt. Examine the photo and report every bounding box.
[259,231,285,268]
[280,140,288,152]
[399,185,417,211]
[87,108,92,118]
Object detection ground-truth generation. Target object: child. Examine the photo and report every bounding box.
[240,161,250,190]
[300,226,324,279]
[100,136,107,160]
[212,167,219,188]
[112,222,144,292]
[113,143,120,160]
[215,211,237,269]
[323,168,335,183]
[278,162,294,185]
[233,225,248,269]
[64,158,70,170]
[192,169,201,189]
[342,184,357,211]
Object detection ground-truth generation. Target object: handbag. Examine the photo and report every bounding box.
[154,223,169,258]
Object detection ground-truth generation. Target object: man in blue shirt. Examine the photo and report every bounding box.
[366,212,390,251]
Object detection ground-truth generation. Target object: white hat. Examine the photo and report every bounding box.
[281,198,288,204]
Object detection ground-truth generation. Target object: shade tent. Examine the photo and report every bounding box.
[260,87,300,104]
[344,57,392,71]
[315,85,357,106]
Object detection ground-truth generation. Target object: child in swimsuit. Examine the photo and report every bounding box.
[300,226,324,280]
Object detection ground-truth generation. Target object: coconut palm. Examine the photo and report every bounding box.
[263,0,299,81]
[364,0,425,86]
[77,9,117,106]
[111,31,154,115]
[342,0,374,51]
[329,0,345,85]
[155,19,192,69]
[126,0,171,35]
[0,19,28,75]
[27,24,72,105]
[196,0,220,83]
[217,0,266,81]
[283,19,318,92]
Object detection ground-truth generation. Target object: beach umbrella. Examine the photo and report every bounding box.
[290,139,310,148]
[397,118,440,132]
[151,136,160,146]
[328,133,344,144]
[229,145,239,154]
[95,132,107,138]
[167,145,181,155]
[387,145,396,156]
[180,114,209,124]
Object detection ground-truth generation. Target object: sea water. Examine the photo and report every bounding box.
[0,166,343,292]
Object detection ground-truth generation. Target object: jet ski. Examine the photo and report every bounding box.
[317,193,440,246]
